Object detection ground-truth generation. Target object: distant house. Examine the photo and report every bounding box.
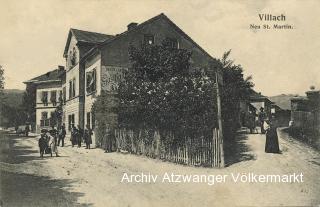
[24,66,65,133]
[249,90,273,118]
[25,13,217,134]
[291,89,320,128]
[239,100,256,128]
[290,89,320,148]
[270,103,291,126]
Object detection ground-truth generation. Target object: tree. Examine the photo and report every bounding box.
[0,65,5,127]
[0,65,4,104]
[0,65,4,90]
[220,50,254,138]
[21,83,36,123]
[93,44,254,148]
[117,41,219,142]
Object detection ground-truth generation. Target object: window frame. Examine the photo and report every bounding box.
[86,68,97,95]
[144,34,155,45]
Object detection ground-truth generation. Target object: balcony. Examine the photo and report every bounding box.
[36,100,65,108]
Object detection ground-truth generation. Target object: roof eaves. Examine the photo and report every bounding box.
[23,79,61,84]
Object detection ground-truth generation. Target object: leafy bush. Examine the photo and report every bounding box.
[117,42,219,143]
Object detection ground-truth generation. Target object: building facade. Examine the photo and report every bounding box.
[25,13,216,135]
[24,66,65,133]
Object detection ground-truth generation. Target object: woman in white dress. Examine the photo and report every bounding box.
[47,131,59,157]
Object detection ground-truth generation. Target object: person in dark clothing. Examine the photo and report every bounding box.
[71,125,77,147]
[258,107,266,134]
[58,124,66,147]
[84,125,93,149]
[246,111,256,134]
[265,118,280,153]
[77,125,83,148]
[39,130,48,158]
[25,125,30,137]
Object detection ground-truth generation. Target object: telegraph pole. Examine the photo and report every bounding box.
[215,68,225,168]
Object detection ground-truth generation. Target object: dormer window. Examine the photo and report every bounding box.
[144,34,154,45]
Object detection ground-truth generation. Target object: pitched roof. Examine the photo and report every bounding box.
[71,28,114,43]
[24,67,65,84]
[81,13,216,62]
[63,28,114,57]
[249,89,272,102]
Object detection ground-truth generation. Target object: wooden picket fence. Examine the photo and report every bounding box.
[114,128,223,168]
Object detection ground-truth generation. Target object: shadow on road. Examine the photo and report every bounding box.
[224,131,256,167]
[0,133,43,164]
[0,131,93,207]
[0,170,93,207]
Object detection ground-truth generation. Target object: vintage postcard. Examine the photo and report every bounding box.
[0,0,319,206]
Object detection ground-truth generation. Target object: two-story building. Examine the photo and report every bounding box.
[26,13,218,136]
[62,28,114,132]
[24,66,65,133]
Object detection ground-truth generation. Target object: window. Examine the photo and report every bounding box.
[50,90,57,106]
[58,90,63,104]
[41,112,48,120]
[165,37,178,49]
[144,34,154,45]
[86,69,97,94]
[41,91,48,106]
[40,112,49,127]
[86,112,91,129]
[68,115,71,130]
[72,78,76,98]
[69,81,72,99]
[62,87,66,103]
[70,47,77,68]
[92,111,95,129]
[68,78,76,99]
[68,114,75,130]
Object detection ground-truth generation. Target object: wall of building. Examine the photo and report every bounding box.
[35,82,62,133]
[36,84,62,105]
[66,35,80,70]
[84,53,102,129]
[100,16,213,70]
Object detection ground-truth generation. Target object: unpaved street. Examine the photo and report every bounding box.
[0,130,319,207]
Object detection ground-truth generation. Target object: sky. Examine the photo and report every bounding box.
[0,0,319,96]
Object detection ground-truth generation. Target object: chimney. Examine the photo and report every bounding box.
[127,22,138,31]
[58,65,65,71]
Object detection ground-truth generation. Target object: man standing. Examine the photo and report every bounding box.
[258,107,266,134]
[77,125,83,148]
[58,124,66,147]
[84,125,93,149]
[25,124,30,137]
[71,125,77,147]
[38,130,47,158]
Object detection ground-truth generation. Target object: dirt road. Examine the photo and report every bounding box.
[0,130,319,207]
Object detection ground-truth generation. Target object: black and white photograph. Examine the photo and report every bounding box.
[0,0,319,206]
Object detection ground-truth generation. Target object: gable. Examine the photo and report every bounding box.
[99,14,215,68]
[63,29,114,58]
[65,34,80,69]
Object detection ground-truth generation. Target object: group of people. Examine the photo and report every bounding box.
[70,125,93,149]
[258,107,280,154]
[38,124,93,158]
[38,128,60,158]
